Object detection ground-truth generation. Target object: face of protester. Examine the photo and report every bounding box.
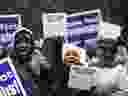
[16,41,32,56]
[15,32,33,57]
[64,48,80,64]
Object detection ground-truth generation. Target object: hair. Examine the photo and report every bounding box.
[15,30,34,46]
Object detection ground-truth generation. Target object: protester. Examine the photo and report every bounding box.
[10,29,40,96]
[88,38,128,96]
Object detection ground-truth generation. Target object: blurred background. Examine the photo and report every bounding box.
[0,0,126,40]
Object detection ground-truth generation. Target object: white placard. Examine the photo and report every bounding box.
[42,12,66,38]
[98,22,122,39]
[0,14,22,29]
[63,9,102,64]
[68,65,96,90]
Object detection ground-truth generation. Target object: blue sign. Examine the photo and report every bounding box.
[0,16,17,48]
[64,10,100,48]
[0,59,27,96]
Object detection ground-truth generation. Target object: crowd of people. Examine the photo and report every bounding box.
[1,22,128,96]
[0,28,42,96]
[44,25,128,96]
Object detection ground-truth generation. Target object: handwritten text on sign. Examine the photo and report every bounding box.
[64,12,100,48]
[0,64,26,96]
[0,17,17,48]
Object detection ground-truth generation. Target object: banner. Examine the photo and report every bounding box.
[0,57,27,96]
[42,12,66,38]
[0,14,22,48]
[64,9,102,49]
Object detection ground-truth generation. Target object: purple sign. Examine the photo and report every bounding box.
[0,58,27,96]
[0,16,17,48]
[64,10,101,48]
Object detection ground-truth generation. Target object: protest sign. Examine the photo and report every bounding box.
[98,21,121,39]
[68,65,96,90]
[0,14,22,48]
[42,12,66,38]
[0,57,27,96]
[64,9,102,49]
[63,9,102,65]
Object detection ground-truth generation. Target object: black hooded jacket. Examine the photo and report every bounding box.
[41,36,70,90]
